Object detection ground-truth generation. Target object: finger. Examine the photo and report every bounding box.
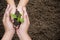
[10,14,14,23]
[10,9,15,23]
[23,7,29,23]
[17,6,24,18]
[5,6,12,22]
[5,4,10,14]
[3,13,6,22]
[6,6,12,18]
[10,9,16,14]
[6,5,14,24]
[13,25,17,29]
[15,26,19,30]
[10,6,16,23]
[3,4,10,22]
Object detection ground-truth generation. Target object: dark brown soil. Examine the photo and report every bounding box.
[0,0,60,40]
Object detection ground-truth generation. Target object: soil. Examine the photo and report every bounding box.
[14,11,21,26]
[0,0,60,40]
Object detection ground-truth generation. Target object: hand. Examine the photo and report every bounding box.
[17,5,26,17]
[10,5,16,14]
[16,7,31,40]
[16,7,30,36]
[2,4,15,40]
[17,0,29,7]
[2,4,15,33]
[8,4,16,23]
[17,0,29,15]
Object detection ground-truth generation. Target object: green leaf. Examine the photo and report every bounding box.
[17,17,20,22]
[11,13,24,23]
[17,16,24,23]
[20,18,24,23]
[11,14,17,19]
[19,13,22,17]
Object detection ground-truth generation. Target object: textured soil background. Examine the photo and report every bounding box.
[0,0,60,40]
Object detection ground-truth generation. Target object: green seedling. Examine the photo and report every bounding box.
[17,16,24,23]
[11,14,24,23]
[11,14,17,18]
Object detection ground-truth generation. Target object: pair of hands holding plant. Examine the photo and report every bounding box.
[2,4,31,40]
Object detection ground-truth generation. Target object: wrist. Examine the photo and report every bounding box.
[1,31,15,40]
[18,0,29,7]
[5,30,15,34]
[5,31,15,38]
[18,32,28,39]
[7,0,15,6]
[7,3,16,8]
[18,2,26,7]
[18,32,31,40]
[17,31,28,38]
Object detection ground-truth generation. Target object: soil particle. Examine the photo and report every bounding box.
[0,0,60,40]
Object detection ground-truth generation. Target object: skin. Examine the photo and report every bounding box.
[6,0,29,6]
[6,0,29,21]
[1,4,15,40]
[17,0,29,15]
[1,4,31,40]
[6,0,29,14]
[6,0,16,14]
[16,7,31,40]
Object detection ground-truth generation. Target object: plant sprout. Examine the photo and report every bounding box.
[11,13,24,23]
[11,14,17,18]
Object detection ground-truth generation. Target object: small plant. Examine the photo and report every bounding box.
[11,13,24,23]
[10,11,24,26]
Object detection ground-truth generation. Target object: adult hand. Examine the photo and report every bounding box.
[8,4,16,22]
[16,7,30,33]
[16,7,31,40]
[2,4,15,40]
[17,5,25,18]
[10,5,16,14]
[2,4,15,33]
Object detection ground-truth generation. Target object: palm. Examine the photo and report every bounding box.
[16,7,30,34]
